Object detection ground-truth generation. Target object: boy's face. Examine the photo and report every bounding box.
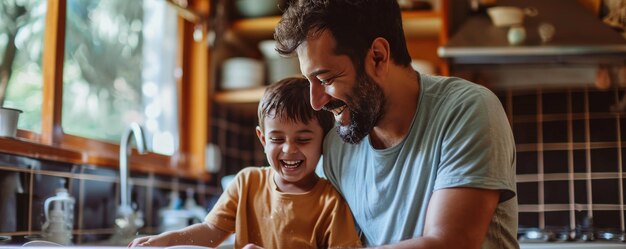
[256,115,323,188]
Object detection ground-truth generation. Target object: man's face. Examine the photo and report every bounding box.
[297,30,385,144]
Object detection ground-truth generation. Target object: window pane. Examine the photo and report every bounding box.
[63,0,179,155]
[0,0,47,133]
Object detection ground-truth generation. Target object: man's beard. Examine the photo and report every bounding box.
[334,72,386,144]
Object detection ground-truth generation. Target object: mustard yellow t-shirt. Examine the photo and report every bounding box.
[205,167,362,249]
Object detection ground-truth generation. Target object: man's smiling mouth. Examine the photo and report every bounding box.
[331,105,347,116]
[323,100,348,117]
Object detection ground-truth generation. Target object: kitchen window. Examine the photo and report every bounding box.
[0,0,211,178]
[62,0,179,155]
[0,0,48,133]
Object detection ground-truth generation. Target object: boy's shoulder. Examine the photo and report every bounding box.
[236,166,272,179]
[316,178,348,202]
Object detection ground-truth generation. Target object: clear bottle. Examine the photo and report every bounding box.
[42,179,75,245]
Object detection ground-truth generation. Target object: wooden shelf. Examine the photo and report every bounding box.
[214,86,267,104]
[401,11,442,38]
[231,16,280,41]
[231,10,441,41]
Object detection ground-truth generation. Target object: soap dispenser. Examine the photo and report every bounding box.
[42,179,75,245]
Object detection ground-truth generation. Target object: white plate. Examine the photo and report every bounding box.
[22,240,62,247]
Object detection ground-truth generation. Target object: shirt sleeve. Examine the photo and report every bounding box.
[435,85,517,202]
[324,196,363,248]
[204,172,243,233]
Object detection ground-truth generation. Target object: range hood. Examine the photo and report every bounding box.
[438,0,626,65]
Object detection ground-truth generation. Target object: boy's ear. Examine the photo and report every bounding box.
[255,126,266,147]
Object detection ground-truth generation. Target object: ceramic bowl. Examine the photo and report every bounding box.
[258,40,301,84]
[221,57,264,90]
[487,6,525,27]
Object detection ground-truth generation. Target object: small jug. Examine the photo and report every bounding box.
[42,183,75,245]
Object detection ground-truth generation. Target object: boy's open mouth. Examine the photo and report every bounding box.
[280,160,303,169]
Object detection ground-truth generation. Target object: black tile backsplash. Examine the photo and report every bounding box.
[590,148,619,172]
[516,151,538,174]
[513,122,538,144]
[591,179,620,205]
[542,92,568,114]
[587,90,616,113]
[544,211,570,228]
[574,180,589,204]
[593,210,622,229]
[0,170,29,232]
[507,86,625,233]
[543,150,568,174]
[571,91,586,113]
[573,150,587,173]
[519,212,540,228]
[517,182,539,205]
[542,121,568,143]
[572,120,586,143]
[80,178,117,230]
[589,119,617,142]
[513,93,538,115]
[544,181,570,204]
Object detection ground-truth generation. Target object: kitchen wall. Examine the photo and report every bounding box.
[0,154,221,245]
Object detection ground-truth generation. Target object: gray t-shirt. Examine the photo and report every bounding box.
[322,73,519,248]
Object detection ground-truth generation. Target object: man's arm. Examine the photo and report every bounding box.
[372,187,500,249]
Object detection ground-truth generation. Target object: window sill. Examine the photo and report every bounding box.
[0,131,209,180]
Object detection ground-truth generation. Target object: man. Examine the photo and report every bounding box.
[274,0,518,248]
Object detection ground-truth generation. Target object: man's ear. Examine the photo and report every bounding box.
[369,37,390,75]
[256,126,266,147]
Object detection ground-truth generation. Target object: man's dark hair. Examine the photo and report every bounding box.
[258,77,334,135]
[274,0,412,72]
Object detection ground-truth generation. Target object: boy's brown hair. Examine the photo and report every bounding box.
[257,77,334,135]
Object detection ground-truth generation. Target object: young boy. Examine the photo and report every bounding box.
[129,77,362,248]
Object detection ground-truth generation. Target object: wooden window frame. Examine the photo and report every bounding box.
[0,0,211,180]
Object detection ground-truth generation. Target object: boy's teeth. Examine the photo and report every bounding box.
[281,160,302,168]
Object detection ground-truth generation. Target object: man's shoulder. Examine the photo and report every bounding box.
[423,74,488,95]
[422,75,498,110]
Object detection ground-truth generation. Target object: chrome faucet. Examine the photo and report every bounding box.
[112,122,147,244]
[120,122,147,212]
